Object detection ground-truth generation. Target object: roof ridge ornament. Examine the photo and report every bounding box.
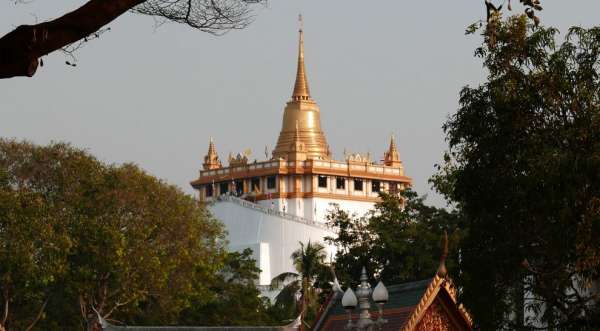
[436,230,449,278]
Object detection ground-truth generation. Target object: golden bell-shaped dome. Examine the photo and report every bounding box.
[272,23,330,160]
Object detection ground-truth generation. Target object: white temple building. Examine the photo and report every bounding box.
[191,24,412,285]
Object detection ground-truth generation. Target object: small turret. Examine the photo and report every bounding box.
[202,137,222,170]
[384,134,403,168]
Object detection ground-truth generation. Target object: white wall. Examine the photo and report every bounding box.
[309,197,374,223]
[258,197,374,223]
[210,199,337,285]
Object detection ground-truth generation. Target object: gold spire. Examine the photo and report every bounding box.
[272,17,330,160]
[384,134,402,167]
[389,134,398,154]
[203,137,222,170]
[292,14,311,101]
[208,137,216,155]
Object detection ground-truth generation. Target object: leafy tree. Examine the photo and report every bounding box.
[325,190,463,287]
[0,0,264,79]
[433,16,600,330]
[0,139,225,330]
[270,241,330,330]
[178,248,276,326]
[0,167,71,331]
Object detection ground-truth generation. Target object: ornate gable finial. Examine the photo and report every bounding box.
[436,230,449,278]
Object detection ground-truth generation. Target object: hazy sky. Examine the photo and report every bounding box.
[1,1,599,206]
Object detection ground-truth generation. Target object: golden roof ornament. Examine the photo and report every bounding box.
[202,137,222,170]
[272,16,331,161]
[228,152,248,167]
[384,134,402,167]
[436,230,449,278]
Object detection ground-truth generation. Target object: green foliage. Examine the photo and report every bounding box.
[0,139,271,330]
[179,248,276,326]
[325,190,463,287]
[433,17,600,330]
[0,155,72,330]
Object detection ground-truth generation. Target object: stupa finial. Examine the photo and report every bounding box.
[292,14,311,101]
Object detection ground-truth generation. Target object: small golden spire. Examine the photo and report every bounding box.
[389,134,398,153]
[436,230,449,278]
[384,134,402,167]
[203,137,222,170]
[292,14,311,101]
[208,137,216,154]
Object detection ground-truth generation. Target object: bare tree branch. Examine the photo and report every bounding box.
[0,0,264,79]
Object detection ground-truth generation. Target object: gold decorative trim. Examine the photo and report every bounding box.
[401,275,444,331]
[458,303,474,327]
[401,276,473,331]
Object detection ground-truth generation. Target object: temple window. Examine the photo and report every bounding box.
[267,176,277,189]
[372,180,381,193]
[206,184,213,197]
[354,179,363,191]
[219,182,229,195]
[318,175,328,188]
[251,177,260,192]
[336,177,345,190]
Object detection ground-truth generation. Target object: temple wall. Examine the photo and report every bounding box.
[209,198,336,285]
[304,197,374,223]
[257,197,374,223]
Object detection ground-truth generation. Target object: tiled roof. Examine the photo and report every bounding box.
[315,278,432,331]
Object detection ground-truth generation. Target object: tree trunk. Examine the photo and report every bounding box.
[0,0,145,79]
[86,313,102,331]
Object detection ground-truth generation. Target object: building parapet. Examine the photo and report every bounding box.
[195,158,408,184]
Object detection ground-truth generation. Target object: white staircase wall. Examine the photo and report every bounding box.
[209,196,337,285]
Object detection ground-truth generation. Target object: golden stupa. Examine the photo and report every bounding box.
[272,23,331,160]
[192,18,411,207]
